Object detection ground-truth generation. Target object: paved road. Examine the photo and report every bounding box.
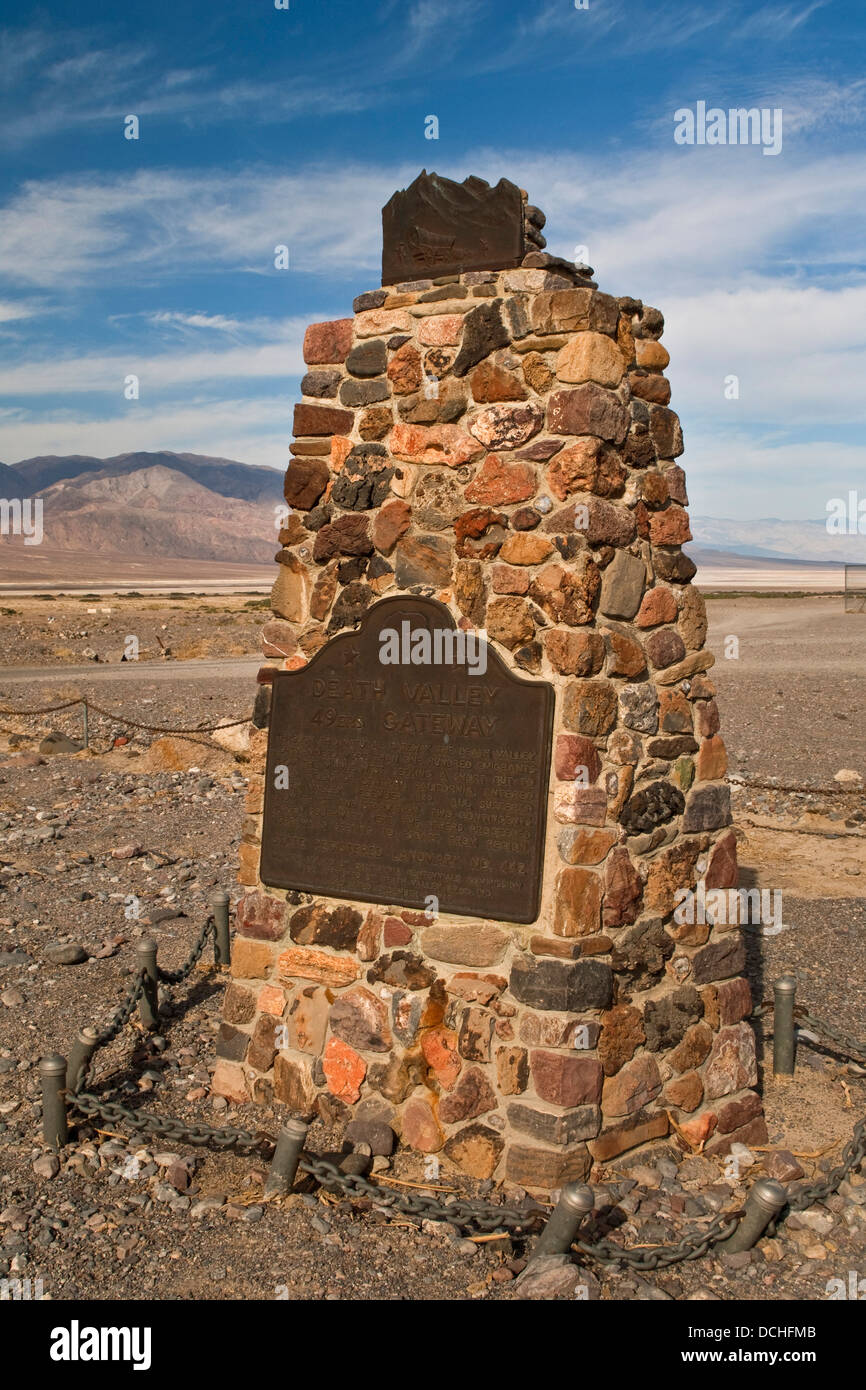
[0,656,261,685]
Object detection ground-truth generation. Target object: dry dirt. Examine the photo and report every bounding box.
[0,594,863,1303]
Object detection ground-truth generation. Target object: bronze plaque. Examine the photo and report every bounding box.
[382,171,525,286]
[260,596,553,924]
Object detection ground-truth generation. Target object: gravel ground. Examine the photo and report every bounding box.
[0,599,864,1303]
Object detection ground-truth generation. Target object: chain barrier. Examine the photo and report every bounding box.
[54,926,866,1253]
[0,693,249,735]
[156,916,215,986]
[726,774,864,798]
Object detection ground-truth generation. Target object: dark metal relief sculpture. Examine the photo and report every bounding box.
[382,171,526,285]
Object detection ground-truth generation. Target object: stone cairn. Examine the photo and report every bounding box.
[214,181,766,1193]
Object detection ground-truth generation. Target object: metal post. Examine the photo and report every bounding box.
[264,1118,309,1197]
[720,1177,787,1253]
[530,1183,595,1263]
[136,936,159,1031]
[66,1026,98,1094]
[39,1054,68,1150]
[211,888,231,967]
[774,974,797,1076]
[82,699,89,750]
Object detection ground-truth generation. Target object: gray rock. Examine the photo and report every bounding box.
[599,550,646,620]
[45,944,87,966]
[33,1154,60,1180]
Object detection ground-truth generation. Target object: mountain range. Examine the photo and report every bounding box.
[0,450,862,586]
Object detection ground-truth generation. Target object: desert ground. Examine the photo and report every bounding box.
[0,594,863,1301]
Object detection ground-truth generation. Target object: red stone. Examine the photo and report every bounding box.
[635,587,677,628]
[236,891,287,942]
[371,499,411,555]
[530,1051,603,1107]
[293,402,354,437]
[421,1028,462,1089]
[303,318,353,364]
[322,1036,366,1103]
[402,1096,444,1152]
[602,847,643,929]
[705,829,738,889]
[554,734,601,783]
[464,454,536,505]
[469,360,528,402]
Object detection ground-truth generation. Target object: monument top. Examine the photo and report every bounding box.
[381,170,527,286]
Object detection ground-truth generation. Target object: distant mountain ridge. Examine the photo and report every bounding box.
[0,451,284,571]
[4,450,284,504]
[689,516,866,565]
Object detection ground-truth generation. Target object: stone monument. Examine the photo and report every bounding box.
[213,172,765,1192]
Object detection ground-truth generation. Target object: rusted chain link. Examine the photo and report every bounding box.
[0,693,249,734]
[156,916,215,985]
[0,697,84,716]
[727,774,864,797]
[574,1209,745,1270]
[92,970,147,1050]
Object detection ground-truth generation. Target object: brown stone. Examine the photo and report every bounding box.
[530,1051,603,1106]
[547,439,626,501]
[636,339,670,370]
[629,372,671,406]
[273,1053,316,1113]
[557,826,618,866]
[453,559,486,624]
[553,784,607,826]
[602,1052,662,1117]
[602,847,643,929]
[667,1023,713,1073]
[604,629,646,678]
[303,318,353,364]
[421,1027,462,1089]
[599,1005,646,1076]
[649,506,691,546]
[703,1023,758,1100]
[284,989,328,1054]
[330,986,391,1053]
[271,557,309,624]
[284,455,329,510]
[496,1046,529,1095]
[312,513,373,562]
[587,1110,669,1161]
[678,586,708,650]
[469,359,528,402]
[543,629,605,676]
[443,1124,503,1179]
[547,385,629,444]
[262,618,299,659]
[635,587,677,628]
[394,534,452,587]
[715,1089,763,1134]
[439,1066,497,1124]
[387,341,423,394]
[370,498,410,555]
[696,735,728,781]
[458,1006,495,1062]
[420,923,508,967]
[277,947,359,988]
[230,938,276,980]
[505,1142,591,1190]
[555,332,625,387]
[223,983,256,1026]
[402,1095,444,1152]
[390,422,483,467]
[664,1071,703,1112]
[359,406,393,441]
[554,867,603,938]
[562,680,618,736]
[492,564,529,594]
[211,1061,248,1105]
[464,454,536,505]
[293,403,353,437]
[692,934,746,984]
[554,734,601,783]
[507,1103,600,1147]
[236,891,286,942]
[469,401,545,450]
[649,405,684,458]
[522,351,555,394]
[246,1013,279,1073]
[645,627,687,669]
[498,533,553,565]
[486,596,535,649]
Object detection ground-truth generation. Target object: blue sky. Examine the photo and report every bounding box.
[0,0,864,521]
